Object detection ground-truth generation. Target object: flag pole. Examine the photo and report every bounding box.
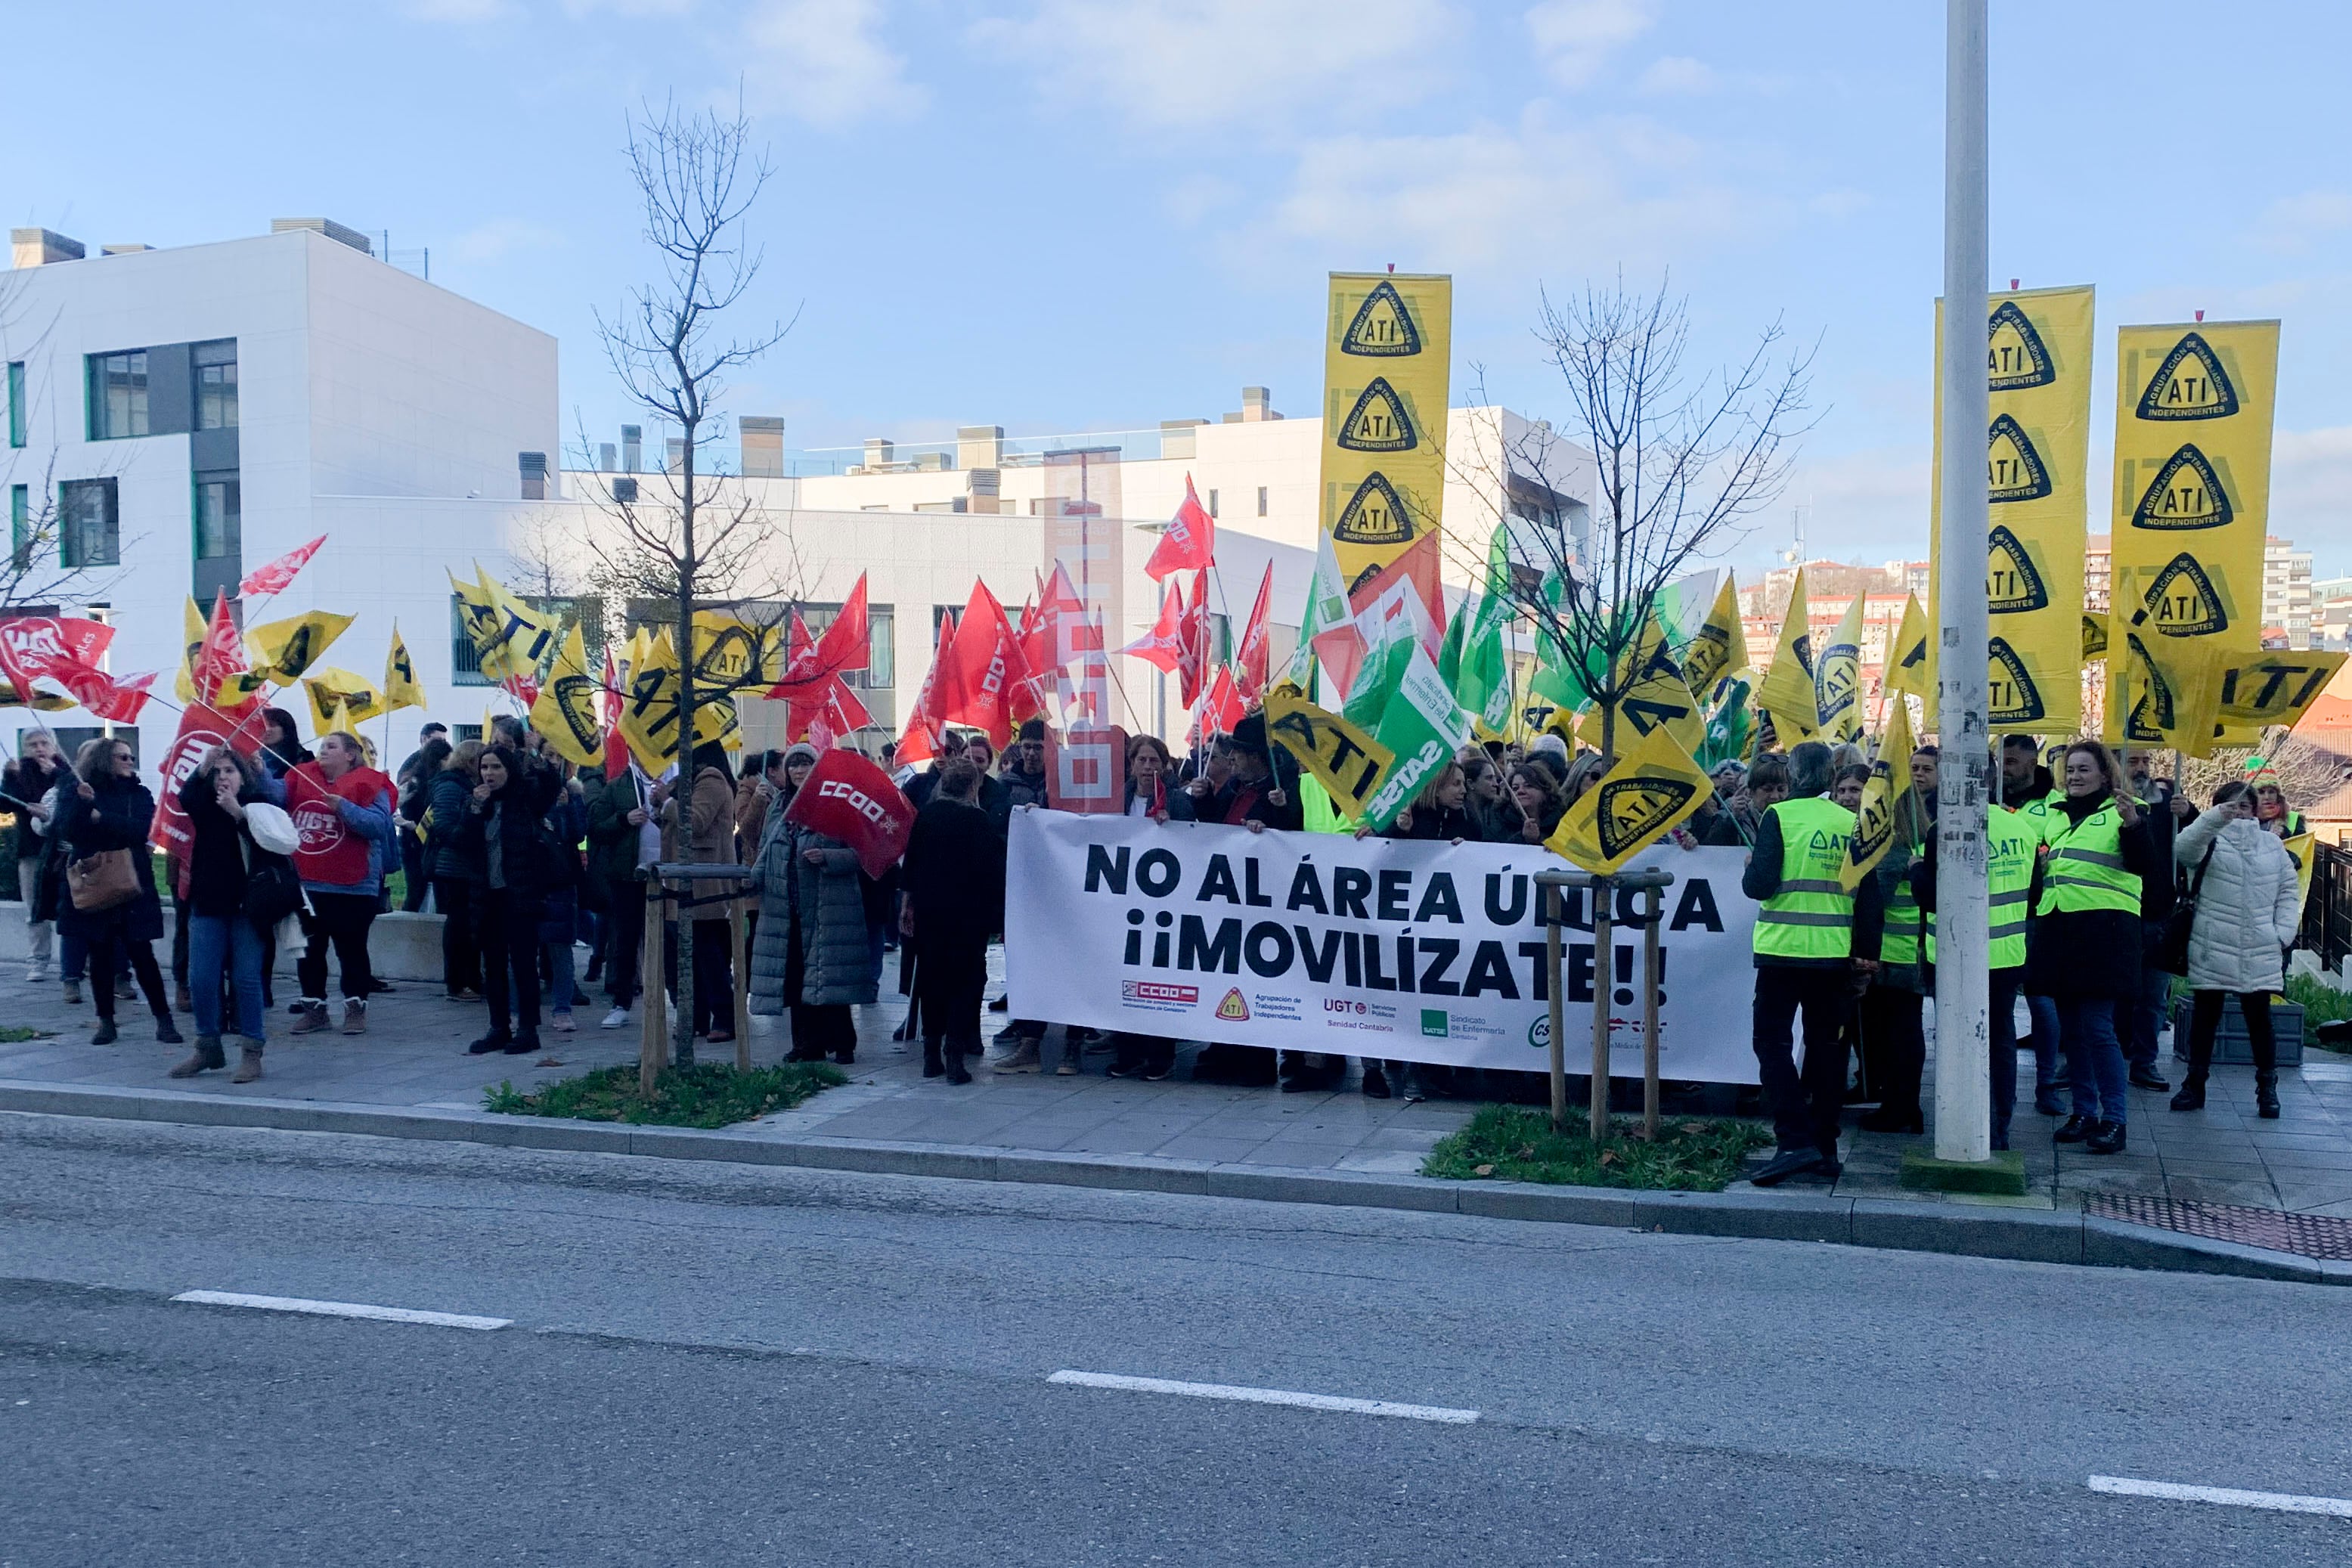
[1932,0,1994,1167]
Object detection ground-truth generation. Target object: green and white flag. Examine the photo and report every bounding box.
[1358,644,1473,834]
[1450,524,1517,730]
[1284,528,1353,688]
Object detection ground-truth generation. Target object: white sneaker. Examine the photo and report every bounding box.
[24,965,46,984]
[600,1006,630,1029]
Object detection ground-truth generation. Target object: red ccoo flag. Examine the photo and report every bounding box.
[935,581,1033,749]
[1144,475,1215,581]
[1233,560,1275,702]
[237,535,327,600]
[1120,577,1188,674]
[897,611,956,765]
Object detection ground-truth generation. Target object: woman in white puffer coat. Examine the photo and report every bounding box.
[2169,779,2301,1119]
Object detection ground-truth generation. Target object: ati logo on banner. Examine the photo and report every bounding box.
[1596,776,1697,860]
[1985,414,2053,504]
[1986,525,2050,613]
[1215,989,1250,1022]
[1336,377,1418,452]
[2131,445,2233,531]
[1340,280,1423,357]
[1986,300,2056,390]
[1333,473,1413,545]
[2143,554,2228,637]
[2134,333,2239,421]
[546,674,603,755]
[1987,637,2045,724]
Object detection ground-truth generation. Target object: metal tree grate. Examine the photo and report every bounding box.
[2087,1194,2352,1262]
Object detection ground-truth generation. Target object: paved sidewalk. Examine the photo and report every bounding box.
[4,955,2349,1216]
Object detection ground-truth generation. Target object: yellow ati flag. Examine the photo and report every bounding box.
[1680,573,1747,697]
[1756,568,1820,740]
[1317,273,1452,593]
[1839,691,1917,893]
[1885,593,1932,705]
[1932,285,2094,731]
[2106,321,2278,726]
[529,624,606,768]
[1545,724,1712,875]
[1263,686,1395,821]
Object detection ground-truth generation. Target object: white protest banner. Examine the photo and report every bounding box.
[1005,810,1762,1084]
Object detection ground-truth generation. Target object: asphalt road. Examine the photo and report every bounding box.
[4,1114,2350,1566]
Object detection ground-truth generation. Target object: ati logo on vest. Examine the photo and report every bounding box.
[2131,445,2233,531]
[1214,989,1250,1022]
[1985,299,2056,391]
[1336,377,1419,453]
[293,800,346,854]
[1596,776,1697,859]
[1340,280,1423,358]
[1985,414,2053,504]
[1332,473,1414,544]
[2134,332,2239,422]
[1985,525,2050,612]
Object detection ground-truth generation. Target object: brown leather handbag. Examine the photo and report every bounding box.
[67,848,141,913]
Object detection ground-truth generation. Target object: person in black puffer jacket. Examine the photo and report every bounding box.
[458,745,557,1056]
[56,736,181,1046]
[171,745,287,1081]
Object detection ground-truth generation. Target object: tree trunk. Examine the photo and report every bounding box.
[672,423,699,1068]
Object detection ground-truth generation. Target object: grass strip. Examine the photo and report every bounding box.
[1422,1103,1771,1192]
[485,1059,845,1128]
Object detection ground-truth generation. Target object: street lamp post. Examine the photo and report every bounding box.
[1934,0,1993,1164]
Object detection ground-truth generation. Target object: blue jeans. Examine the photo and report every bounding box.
[2057,996,2128,1125]
[546,936,578,1017]
[2027,993,2063,1093]
[2117,958,2169,1071]
[188,913,267,1042]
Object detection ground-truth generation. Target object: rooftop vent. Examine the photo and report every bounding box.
[739,416,786,479]
[100,243,152,256]
[10,228,84,268]
[270,218,373,256]
[620,425,642,473]
[519,451,548,501]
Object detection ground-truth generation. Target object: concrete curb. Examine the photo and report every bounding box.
[4,1079,2344,1287]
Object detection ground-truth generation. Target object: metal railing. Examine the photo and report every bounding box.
[2302,841,2352,971]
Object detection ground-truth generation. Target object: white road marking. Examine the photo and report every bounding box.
[171,1291,511,1331]
[2089,1475,2352,1518]
[1048,1370,1477,1424]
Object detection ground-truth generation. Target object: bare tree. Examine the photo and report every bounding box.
[0,279,123,617]
[590,93,797,1074]
[2177,730,2352,813]
[1477,279,1814,763]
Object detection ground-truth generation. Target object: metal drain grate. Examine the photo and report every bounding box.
[2086,1195,2352,1262]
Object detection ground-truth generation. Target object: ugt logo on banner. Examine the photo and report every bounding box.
[782,748,916,879]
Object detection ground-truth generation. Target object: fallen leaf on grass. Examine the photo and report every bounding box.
[536,1057,565,1068]
[1599,1150,1620,1167]
[1679,1121,1706,1135]
[1473,1163,1495,1177]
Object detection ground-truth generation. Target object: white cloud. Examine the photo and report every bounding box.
[971,0,1455,132]
[1635,54,1714,95]
[2254,190,2352,256]
[1265,103,1759,271]
[1525,0,1657,89]
[745,0,925,129]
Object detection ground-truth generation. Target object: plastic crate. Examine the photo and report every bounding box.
[2170,995,2304,1067]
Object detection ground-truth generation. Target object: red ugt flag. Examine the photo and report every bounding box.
[1144,475,1215,582]
[237,535,327,599]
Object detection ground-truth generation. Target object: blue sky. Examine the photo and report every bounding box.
[14,1,2350,574]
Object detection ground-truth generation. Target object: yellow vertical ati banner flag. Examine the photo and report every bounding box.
[2105,319,2280,735]
[1318,272,1452,593]
[1680,573,1748,696]
[1811,594,1866,743]
[384,624,426,714]
[1932,284,2094,732]
[1756,569,1820,740]
[1885,593,1932,705]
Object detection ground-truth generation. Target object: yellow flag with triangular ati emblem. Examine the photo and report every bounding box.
[1545,723,1712,875]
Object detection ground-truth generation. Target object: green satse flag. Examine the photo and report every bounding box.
[1698,677,1755,770]
[1359,645,1472,834]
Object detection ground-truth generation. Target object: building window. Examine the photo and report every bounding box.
[6,362,22,448]
[194,340,238,429]
[1207,488,1219,519]
[58,479,119,567]
[88,352,150,440]
[9,485,27,570]
[194,471,241,559]
[449,595,494,686]
[1257,486,1269,517]
[865,606,895,692]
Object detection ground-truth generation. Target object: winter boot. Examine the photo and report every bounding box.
[2169,1078,2207,1112]
[991,1038,1042,1073]
[169,1037,228,1078]
[922,1037,945,1077]
[91,1019,118,1046]
[2256,1071,2282,1120]
[342,999,368,1036]
[289,999,330,1035]
[231,1042,264,1083]
[153,1012,184,1046]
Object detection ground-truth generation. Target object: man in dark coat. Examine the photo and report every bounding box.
[901,748,1003,1084]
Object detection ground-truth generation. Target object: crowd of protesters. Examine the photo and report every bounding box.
[0,707,2325,1142]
